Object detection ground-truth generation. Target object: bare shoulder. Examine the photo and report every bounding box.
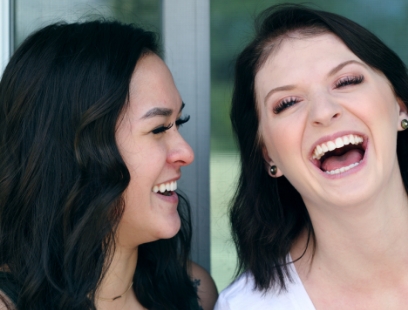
[189,261,218,310]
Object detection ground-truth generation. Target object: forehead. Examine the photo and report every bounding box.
[127,53,181,114]
[255,33,360,88]
[130,53,176,99]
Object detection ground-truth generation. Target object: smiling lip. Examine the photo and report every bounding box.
[309,131,367,159]
[309,131,368,177]
[152,177,180,194]
[311,134,364,160]
[155,190,179,204]
[152,177,180,204]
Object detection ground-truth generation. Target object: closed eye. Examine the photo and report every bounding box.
[176,115,190,128]
[151,115,190,135]
[152,123,174,134]
[273,97,301,114]
[335,75,364,88]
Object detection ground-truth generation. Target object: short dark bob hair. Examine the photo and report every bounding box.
[0,21,198,309]
[230,4,408,292]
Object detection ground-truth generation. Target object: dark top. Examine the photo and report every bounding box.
[0,272,18,305]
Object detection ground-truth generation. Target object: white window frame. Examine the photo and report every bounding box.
[0,0,13,75]
[162,0,211,271]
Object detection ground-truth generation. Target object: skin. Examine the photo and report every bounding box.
[190,262,219,310]
[256,33,408,309]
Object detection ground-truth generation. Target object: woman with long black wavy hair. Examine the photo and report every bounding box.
[216,4,408,309]
[0,21,216,310]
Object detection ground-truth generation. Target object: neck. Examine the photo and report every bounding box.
[294,170,408,285]
[96,245,138,309]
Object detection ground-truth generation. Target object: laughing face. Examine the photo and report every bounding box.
[115,53,194,248]
[256,33,408,209]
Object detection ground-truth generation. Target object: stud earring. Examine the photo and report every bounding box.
[270,165,277,176]
[402,119,408,130]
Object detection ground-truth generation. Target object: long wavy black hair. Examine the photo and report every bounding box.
[0,21,199,309]
[230,4,408,292]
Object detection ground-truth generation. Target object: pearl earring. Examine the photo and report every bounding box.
[402,119,408,130]
[270,165,277,175]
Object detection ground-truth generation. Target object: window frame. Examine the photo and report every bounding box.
[162,0,211,271]
[0,0,13,75]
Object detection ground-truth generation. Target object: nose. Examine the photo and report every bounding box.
[167,131,194,167]
[308,94,342,127]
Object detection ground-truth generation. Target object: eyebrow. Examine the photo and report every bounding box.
[328,60,368,77]
[141,102,185,119]
[263,85,296,106]
[263,60,367,106]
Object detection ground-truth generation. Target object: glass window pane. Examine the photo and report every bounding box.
[15,0,160,47]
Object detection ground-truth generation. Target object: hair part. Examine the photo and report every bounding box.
[230,3,408,292]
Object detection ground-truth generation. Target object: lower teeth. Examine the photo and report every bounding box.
[325,161,362,175]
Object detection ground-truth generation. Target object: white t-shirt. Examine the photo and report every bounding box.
[214,259,315,310]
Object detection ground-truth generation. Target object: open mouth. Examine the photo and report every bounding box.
[311,134,366,175]
[152,181,177,196]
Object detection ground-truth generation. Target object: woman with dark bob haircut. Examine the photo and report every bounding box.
[215,4,408,309]
[0,21,217,310]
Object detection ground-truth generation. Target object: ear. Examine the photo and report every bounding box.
[397,98,408,131]
[262,146,283,178]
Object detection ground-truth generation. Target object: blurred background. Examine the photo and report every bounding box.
[4,0,408,292]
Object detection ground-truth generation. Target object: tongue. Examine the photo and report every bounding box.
[321,149,363,172]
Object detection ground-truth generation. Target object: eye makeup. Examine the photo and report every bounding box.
[273,97,301,114]
[335,75,364,89]
[151,115,190,134]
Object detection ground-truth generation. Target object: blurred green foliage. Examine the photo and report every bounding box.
[108,0,161,32]
[15,0,161,47]
[210,0,408,152]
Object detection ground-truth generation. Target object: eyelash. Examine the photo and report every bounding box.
[273,75,364,114]
[335,75,364,88]
[152,115,190,134]
[273,97,300,114]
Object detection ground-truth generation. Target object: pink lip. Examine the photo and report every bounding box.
[153,175,181,204]
[309,130,368,159]
[309,131,369,179]
[155,190,179,204]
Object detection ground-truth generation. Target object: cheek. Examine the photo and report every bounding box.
[260,119,302,167]
[120,180,142,216]
[353,83,398,120]
[122,142,166,179]
[120,149,163,206]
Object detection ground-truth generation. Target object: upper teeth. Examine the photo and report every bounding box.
[153,181,177,193]
[312,134,363,160]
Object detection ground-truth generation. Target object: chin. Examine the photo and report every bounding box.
[320,183,377,208]
[156,215,182,240]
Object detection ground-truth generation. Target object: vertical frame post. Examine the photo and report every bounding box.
[0,0,13,75]
[162,0,211,271]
